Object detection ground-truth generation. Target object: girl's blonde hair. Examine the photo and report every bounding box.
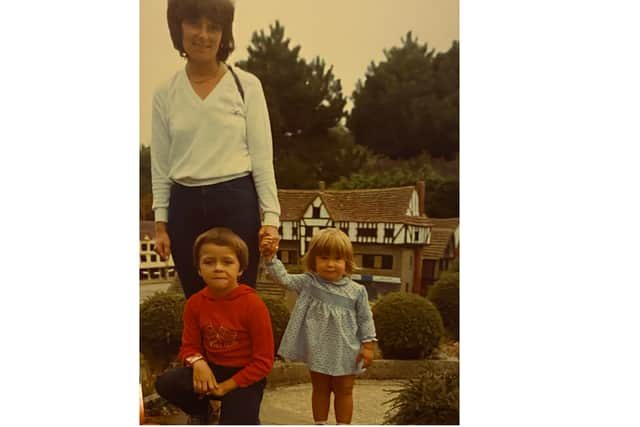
[302,228,356,274]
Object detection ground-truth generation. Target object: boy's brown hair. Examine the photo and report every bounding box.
[302,228,356,274]
[193,227,249,271]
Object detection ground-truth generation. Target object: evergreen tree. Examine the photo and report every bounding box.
[348,33,459,159]
[236,21,366,188]
[235,21,346,141]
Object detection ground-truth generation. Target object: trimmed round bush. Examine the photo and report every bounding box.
[428,272,459,340]
[261,296,290,356]
[140,292,186,369]
[384,369,459,425]
[372,292,443,359]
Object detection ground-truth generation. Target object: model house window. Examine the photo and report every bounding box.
[384,228,394,238]
[356,227,376,238]
[382,255,393,269]
[141,243,148,251]
[278,250,298,265]
[292,225,298,238]
[340,227,349,236]
[150,254,157,262]
[306,226,314,237]
[150,243,155,251]
[359,254,393,270]
[414,231,419,241]
[140,254,146,263]
[312,206,321,218]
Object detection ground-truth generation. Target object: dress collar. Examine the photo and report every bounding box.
[312,272,350,286]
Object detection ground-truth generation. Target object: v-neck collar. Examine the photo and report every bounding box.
[182,65,230,103]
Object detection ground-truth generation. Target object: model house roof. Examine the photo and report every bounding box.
[278,186,432,226]
[428,218,459,230]
[422,218,459,259]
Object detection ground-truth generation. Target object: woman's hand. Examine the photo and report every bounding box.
[260,235,278,260]
[192,360,217,395]
[259,225,280,260]
[154,222,171,261]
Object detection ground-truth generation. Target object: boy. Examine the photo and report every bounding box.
[155,227,274,425]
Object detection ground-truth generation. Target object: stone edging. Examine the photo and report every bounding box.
[267,359,459,388]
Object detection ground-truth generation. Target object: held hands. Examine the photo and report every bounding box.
[356,342,375,369]
[259,226,280,261]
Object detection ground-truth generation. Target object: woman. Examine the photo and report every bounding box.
[151,0,280,299]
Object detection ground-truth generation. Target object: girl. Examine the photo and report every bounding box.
[259,228,377,425]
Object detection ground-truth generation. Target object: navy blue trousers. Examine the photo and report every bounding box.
[167,175,261,299]
[155,363,266,425]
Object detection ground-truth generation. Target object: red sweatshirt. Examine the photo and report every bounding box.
[179,285,274,387]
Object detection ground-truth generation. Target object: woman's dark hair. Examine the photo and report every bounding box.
[167,0,235,61]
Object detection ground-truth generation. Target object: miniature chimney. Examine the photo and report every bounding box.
[318,181,326,191]
[415,180,425,216]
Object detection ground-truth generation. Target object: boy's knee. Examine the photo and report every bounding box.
[155,369,187,398]
[154,372,170,397]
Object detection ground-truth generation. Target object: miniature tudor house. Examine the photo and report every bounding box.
[421,217,460,292]
[258,181,449,300]
[139,182,459,299]
[139,220,176,282]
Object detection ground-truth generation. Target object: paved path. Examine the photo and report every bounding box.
[145,379,406,425]
[260,379,404,425]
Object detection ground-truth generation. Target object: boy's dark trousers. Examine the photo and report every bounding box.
[155,363,266,425]
[167,175,262,299]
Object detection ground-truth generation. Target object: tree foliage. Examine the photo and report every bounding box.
[274,126,370,188]
[372,292,444,359]
[331,154,459,218]
[140,145,153,220]
[235,21,370,189]
[428,272,459,340]
[348,33,459,160]
[236,20,346,140]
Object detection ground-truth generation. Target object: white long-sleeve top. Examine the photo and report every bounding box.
[150,65,280,227]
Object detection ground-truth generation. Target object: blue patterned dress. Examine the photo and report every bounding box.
[264,257,377,376]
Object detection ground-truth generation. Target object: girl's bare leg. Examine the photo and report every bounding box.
[310,370,332,423]
[332,375,355,424]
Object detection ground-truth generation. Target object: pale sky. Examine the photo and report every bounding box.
[140,0,459,145]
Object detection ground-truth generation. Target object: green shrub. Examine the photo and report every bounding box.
[372,292,443,359]
[140,292,186,369]
[384,369,459,425]
[428,272,459,341]
[261,296,290,356]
